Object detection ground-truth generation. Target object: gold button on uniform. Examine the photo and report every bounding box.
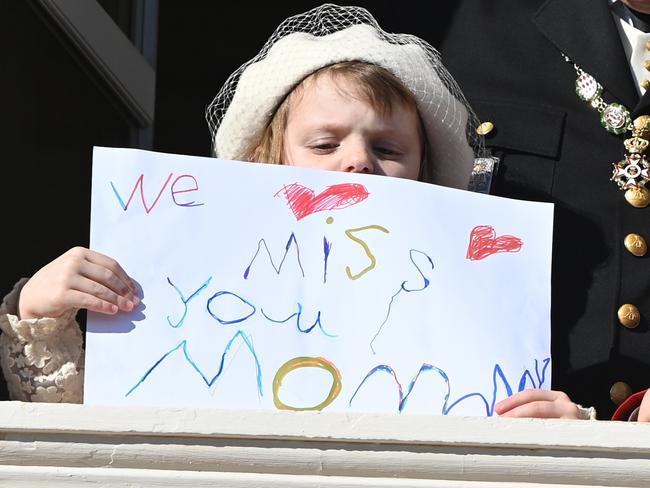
[624,233,648,256]
[625,186,650,208]
[617,303,641,329]
[642,79,650,90]
[645,60,650,71]
[634,115,650,136]
[610,381,633,406]
[476,121,494,136]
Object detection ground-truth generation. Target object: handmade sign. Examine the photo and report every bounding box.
[85,147,554,416]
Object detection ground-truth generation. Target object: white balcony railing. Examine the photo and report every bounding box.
[0,401,649,487]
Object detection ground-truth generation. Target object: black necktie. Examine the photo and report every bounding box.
[611,1,650,33]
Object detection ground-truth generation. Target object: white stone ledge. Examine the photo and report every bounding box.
[0,401,649,487]
[0,465,617,488]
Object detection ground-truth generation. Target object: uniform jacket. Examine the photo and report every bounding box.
[440,0,650,418]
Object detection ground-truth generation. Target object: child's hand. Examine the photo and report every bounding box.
[18,247,139,320]
[494,389,583,419]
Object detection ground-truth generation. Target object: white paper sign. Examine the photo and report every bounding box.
[85,147,553,416]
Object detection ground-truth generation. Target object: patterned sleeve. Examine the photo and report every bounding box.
[612,389,648,421]
[0,278,84,403]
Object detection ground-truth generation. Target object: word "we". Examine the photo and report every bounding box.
[111,173,204,213]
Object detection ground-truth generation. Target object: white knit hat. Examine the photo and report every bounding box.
[206,4,482,189]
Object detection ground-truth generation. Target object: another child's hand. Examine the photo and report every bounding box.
[494,389,585,419]
[18,247,139,320]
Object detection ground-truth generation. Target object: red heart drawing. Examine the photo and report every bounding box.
[276,182,370,221]
[466,225,524,261]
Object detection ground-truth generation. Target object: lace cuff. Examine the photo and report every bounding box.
[0,278,84,403]
[576,404,597,420]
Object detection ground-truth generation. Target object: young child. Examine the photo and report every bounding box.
[1,5,586,417]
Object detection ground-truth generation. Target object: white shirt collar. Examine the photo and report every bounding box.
[610,2,650,96]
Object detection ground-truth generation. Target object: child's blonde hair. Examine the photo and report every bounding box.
[246,61,428,180]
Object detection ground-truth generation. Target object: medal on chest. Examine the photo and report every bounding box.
[568,55,650,208]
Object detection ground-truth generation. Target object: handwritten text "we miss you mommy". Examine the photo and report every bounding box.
[105,169,544,417]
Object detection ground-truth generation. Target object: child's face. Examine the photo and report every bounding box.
[282,75,423,180]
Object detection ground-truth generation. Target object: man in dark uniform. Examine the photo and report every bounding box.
[440,0,650,419]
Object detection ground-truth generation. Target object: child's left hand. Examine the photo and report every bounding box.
[494,389,583,419]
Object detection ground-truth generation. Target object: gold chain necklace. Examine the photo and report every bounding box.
[563,53,650,208]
